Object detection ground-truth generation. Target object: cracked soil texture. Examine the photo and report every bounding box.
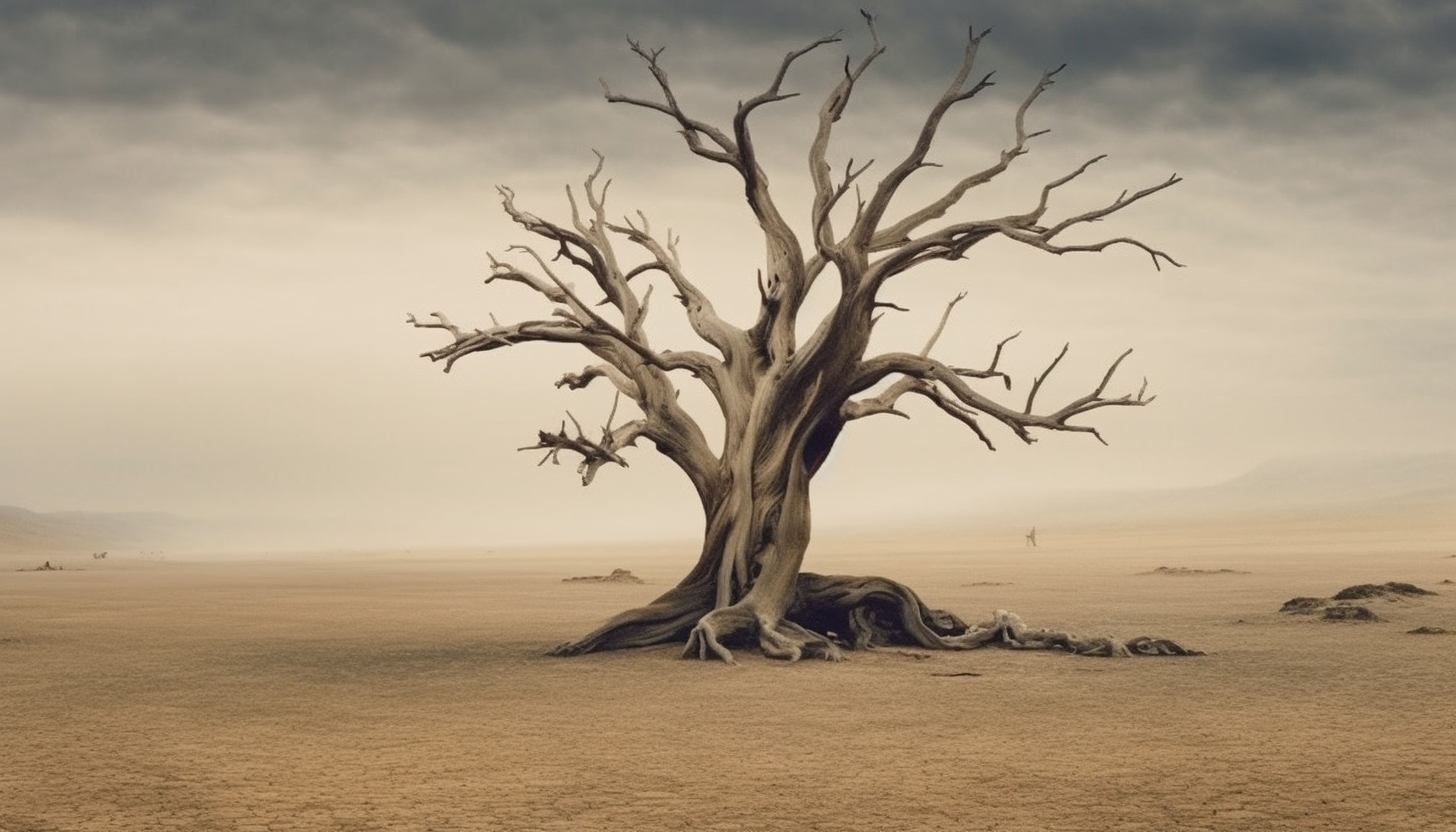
[3,507,1453,831]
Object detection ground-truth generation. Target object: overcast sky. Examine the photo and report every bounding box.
[2,1,1453,548]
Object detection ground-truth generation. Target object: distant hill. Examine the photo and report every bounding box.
[973,452,1456,526]
[1208,453,1456,508]
[0,505,195,554]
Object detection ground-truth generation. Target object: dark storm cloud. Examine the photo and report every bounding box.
[4,1,1451,122]
[3,0,1452,225]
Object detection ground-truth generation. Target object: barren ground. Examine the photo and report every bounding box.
[3,505,1454,831]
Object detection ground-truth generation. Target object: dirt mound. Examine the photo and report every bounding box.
[1407,626,1451,635]
[1282,582,1436,617]
[1333,582,1437,600]
[16,560,65,572]
[1280,597,1328,614]
[563,568,644,584]
[1143,566,1250,576]
[1322,605,1381,622]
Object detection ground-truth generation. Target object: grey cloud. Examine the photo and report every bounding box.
[8,1,1452,120]
[4,0,1453,231]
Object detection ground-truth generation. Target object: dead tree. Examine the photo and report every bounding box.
[411,18,1196,662]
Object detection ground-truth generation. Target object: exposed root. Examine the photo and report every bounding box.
[549,583,711,656]
[682,605,752,664]
[682,605,844,664]
[787,573,1201,659]
[553,571,1201,662]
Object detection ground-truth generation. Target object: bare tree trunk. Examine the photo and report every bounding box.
[552,390,1200,662]
[552,400,836,661]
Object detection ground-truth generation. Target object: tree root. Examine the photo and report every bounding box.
[791,573,1201,659]
[548,583,711,656]
[551,572,1201,663]
[682,605,843,664]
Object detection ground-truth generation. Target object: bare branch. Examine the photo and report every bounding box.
[1003,173,1186,270]
[604,213,746,364]
[920,292,967,356]
[1024,343,1069,414]
[556,364,642,400]
[408,313,590,373]
[808,15,885,261]
[867,64,1068,252]
[601,39,740,168]
[905,383,999,450]
[843,345,1151,447]
[865,161,1182,287]
[485,250,567,303]
[853,25,994,248]
[953,331,1020,390]
[519,412,648,486]
[867,65,1062,250]
[736,32,843,128]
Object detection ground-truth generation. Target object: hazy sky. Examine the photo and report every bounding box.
[2,1,1453,548]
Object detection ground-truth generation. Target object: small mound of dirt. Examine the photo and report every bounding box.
[1333,582,1436,600]
[1280,596,1329,614]
[1407,626,1451,635]
[962,581,1013,586]
[563,568,644,584]
[1322,605,1381,622]
[1142,566,1250,576]
[17,561,64,572]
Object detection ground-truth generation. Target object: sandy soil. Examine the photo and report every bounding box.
[3,508,1454,831]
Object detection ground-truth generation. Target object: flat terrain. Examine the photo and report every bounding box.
[3,506,1454,831]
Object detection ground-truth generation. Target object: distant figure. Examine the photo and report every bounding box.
[1025,527,1038,547]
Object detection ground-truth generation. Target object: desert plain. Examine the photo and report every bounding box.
[2,500,1454,832]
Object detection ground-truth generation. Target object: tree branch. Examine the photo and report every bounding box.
[602,39,740,168]
[1000,172,1186,270]
[604,212,747,366]
[407,312,593,373]
[867,62,1061,251]
[807,14,885,264]
[842,344,1150,447]
[520,408,648,486]
[851,25,995,250]
[556,364,641,400]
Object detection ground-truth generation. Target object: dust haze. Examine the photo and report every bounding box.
[4,3,1455,829]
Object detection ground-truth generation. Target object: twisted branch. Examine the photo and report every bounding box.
[521,404,648,486]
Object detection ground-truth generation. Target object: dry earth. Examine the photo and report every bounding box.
[3,505,1454,831]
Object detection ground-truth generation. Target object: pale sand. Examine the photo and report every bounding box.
[2,507,1454,831]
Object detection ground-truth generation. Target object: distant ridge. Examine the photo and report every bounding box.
[0,505,194,553]
[970,452,1456,525]
[1211,453,1456,507]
